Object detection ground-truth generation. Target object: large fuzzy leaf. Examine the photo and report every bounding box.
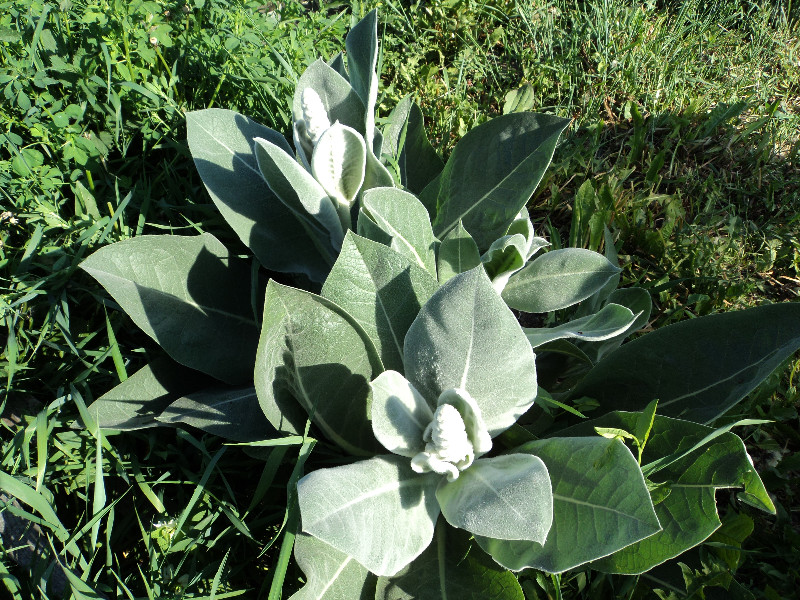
[156,386,274,442]
[81,233,259,384]
[375,522,524,600]
[404,267,538,436]
[297,456,441,576]
[370,370,433,457]
[436,454,552,542]
[425,113,569,250]
[345,9,378,148]
[382,96,444,195]
[567,302,800,423]
[477,437,661,573]
[311,123,367,212]
[253,136,344,256]
[361,187,438,275]
[289,533,376,600]
[436,221,481,283]
[254,281,382,454]
[86,358,208,430]
[321,233,438,372]
[502,248,621,314]
[293,59,366,139]
[186,109,329,283]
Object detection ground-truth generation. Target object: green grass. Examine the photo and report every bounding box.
[1,0,799,598]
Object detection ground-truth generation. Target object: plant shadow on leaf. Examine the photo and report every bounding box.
[132,244,260,384]
[191,112,331,284]
[275,362,379,455]
[373,266,426,374]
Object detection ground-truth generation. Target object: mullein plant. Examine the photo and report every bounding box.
[74,10,800,598]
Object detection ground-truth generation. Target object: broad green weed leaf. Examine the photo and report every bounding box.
[502,248,621,313]
[382,96,444,195]
[477,437,660,573]
[567,302,800,423]
[361,187,438,274]
[86,358,205,430]
[559,412,773,574]
[289,533,376,600]
[345,9,378,147]
[370,370,434,457]
[81,234,259,384]
[405,267,538,436]
[436,454,552,542]
[322,232,438,372]
[156,386,275,442]
[254,136,344,255]
[436,221,481,283]
[524,303,638,348]
[428,113,569,250]
[297,455,441,576]
[186,109,329,283]
[255,281,381,454]
[375,522,524,600]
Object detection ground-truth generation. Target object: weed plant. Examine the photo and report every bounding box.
[1,0,798,598]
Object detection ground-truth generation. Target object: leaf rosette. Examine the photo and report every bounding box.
[296,267,553,576]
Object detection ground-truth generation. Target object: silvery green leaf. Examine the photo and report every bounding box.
[567,302,800,423]
[312,122,367,212]
[504,208,548,260]
[293,59,366,136]
[356,208,391,246]
[583,287,652,362]
[428,113,570,250]
[186,109,329,283]
[375,522,524,600]
[253,137,344,255]
[254,280,381,454]
[436,221,481,283]
[477,437,661,573]
[370,370,433,457]
[361,148,395,194]
[327,52,349,81]
[436,454,552,542]
[156,386,274,442]
[297,455,441,576]
[502,248,621,313]
[345,9,378,148]
[404,267,537,437]
[382,96,444,195]
[524,303,638,348]
[80,234,258,384]
[481,233,528,293]
[361,187,438,275]
[289,533,375,600]
[321,232,438,372]
[86,359,203,430]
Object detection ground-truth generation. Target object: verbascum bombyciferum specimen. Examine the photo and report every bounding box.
[77,9,794,600]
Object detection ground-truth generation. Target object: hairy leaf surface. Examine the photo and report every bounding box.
[298,456,440,576]
[404,267,537,435]
[81,234,259,384]
[322,233,438,372]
